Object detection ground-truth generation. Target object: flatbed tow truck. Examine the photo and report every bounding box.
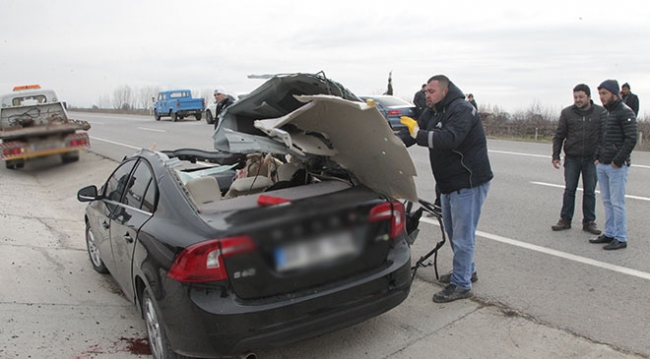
[0,85,90,169]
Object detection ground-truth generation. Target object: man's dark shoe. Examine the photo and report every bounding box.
[439,271,478,284]
[582,221,602,235]
[551,218,571,231]
[433,284,472,303]
[603,239,627,250]
[589,234,615,244]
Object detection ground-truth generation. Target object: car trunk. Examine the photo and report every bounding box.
[216,184,396,299]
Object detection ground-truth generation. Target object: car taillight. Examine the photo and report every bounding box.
[369,201,405,238]
[387,109,402,116]
[167,236,256,283]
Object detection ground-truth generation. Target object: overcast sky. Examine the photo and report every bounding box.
[1,0,648,116]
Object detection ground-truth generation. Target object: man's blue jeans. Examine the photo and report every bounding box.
[596,163,629,242]
[440,181,490,290]
[561,156,597,223]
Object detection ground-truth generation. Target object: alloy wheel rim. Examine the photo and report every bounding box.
[144,297,164,358]
[86,228,102,267]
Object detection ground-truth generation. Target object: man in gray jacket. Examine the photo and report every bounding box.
[551,84,606,234]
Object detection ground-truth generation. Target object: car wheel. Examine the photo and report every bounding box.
[171,111,177,122]
[86,221,108,274]
[194,113,202,121]
[142,289,186,359]
[205,111,214,124]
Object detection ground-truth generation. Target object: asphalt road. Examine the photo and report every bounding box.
[1,110,648,358]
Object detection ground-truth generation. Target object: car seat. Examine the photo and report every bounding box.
[185,176,222,211]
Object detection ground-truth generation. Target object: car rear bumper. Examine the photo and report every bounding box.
[160,239,412,358]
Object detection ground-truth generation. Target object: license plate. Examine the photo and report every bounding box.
[275,232,358,272]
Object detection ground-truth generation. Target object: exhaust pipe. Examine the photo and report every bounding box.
[239,352,256,359]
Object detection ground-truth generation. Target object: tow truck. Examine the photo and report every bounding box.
[0,85,90,169]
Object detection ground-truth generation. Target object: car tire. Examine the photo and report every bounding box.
[205,110,214,125]
[154,110,161,121]
[142,288,187,359]
[194,113,202,121]
[86,221,108,274]
[171,111,177,122]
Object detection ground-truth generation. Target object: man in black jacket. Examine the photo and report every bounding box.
[413,84,427,119]
[551,84,606,234]
[589,80,637,250]
[399,75,493,303]
[621,83,639,117]
[213,87,235,129]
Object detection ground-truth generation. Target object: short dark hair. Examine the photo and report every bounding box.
[622,82,630,90]
[573,83,591,97]
[427,75,450,89]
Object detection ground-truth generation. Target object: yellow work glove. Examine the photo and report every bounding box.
[400,116,419,139]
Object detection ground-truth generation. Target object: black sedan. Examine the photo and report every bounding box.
[78,73,420,359]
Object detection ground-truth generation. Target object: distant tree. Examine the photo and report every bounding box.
[112,85,133,110]
[137,86,161,109]
[98,94,111,109]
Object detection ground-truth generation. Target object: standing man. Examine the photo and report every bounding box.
[399,75,493,303]
[620,83,640,117]
[467,93,478,109]
[589,80,637,250]
[213,86,235,129]
[413,84,427,119]
[551,84,606,235]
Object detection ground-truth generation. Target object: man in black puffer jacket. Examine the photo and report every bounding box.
[589,79,637,250]
[551,84,606,234]
[399,75,493,303]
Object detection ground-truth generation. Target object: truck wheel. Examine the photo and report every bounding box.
[206,111,214,124]
[5,159,25,169]
[154,110,161,121]
[61,151,80,164]
[195,113,202,121]
[171,111,177,122]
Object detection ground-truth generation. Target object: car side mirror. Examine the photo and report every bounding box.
[77,185,100,202]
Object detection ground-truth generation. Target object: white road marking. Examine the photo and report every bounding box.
[420,217,650,281]
[489,150,550,159]
[489,149,650,169]
[90,136,141,150]
[137,127,166,133]
[531,181,650,202]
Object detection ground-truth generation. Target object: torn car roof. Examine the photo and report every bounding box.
[213,73,417,201]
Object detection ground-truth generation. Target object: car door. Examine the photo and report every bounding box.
[109,159,156,300]
[91,159,138,274]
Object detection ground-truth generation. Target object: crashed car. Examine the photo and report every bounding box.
[77,73,419,359]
